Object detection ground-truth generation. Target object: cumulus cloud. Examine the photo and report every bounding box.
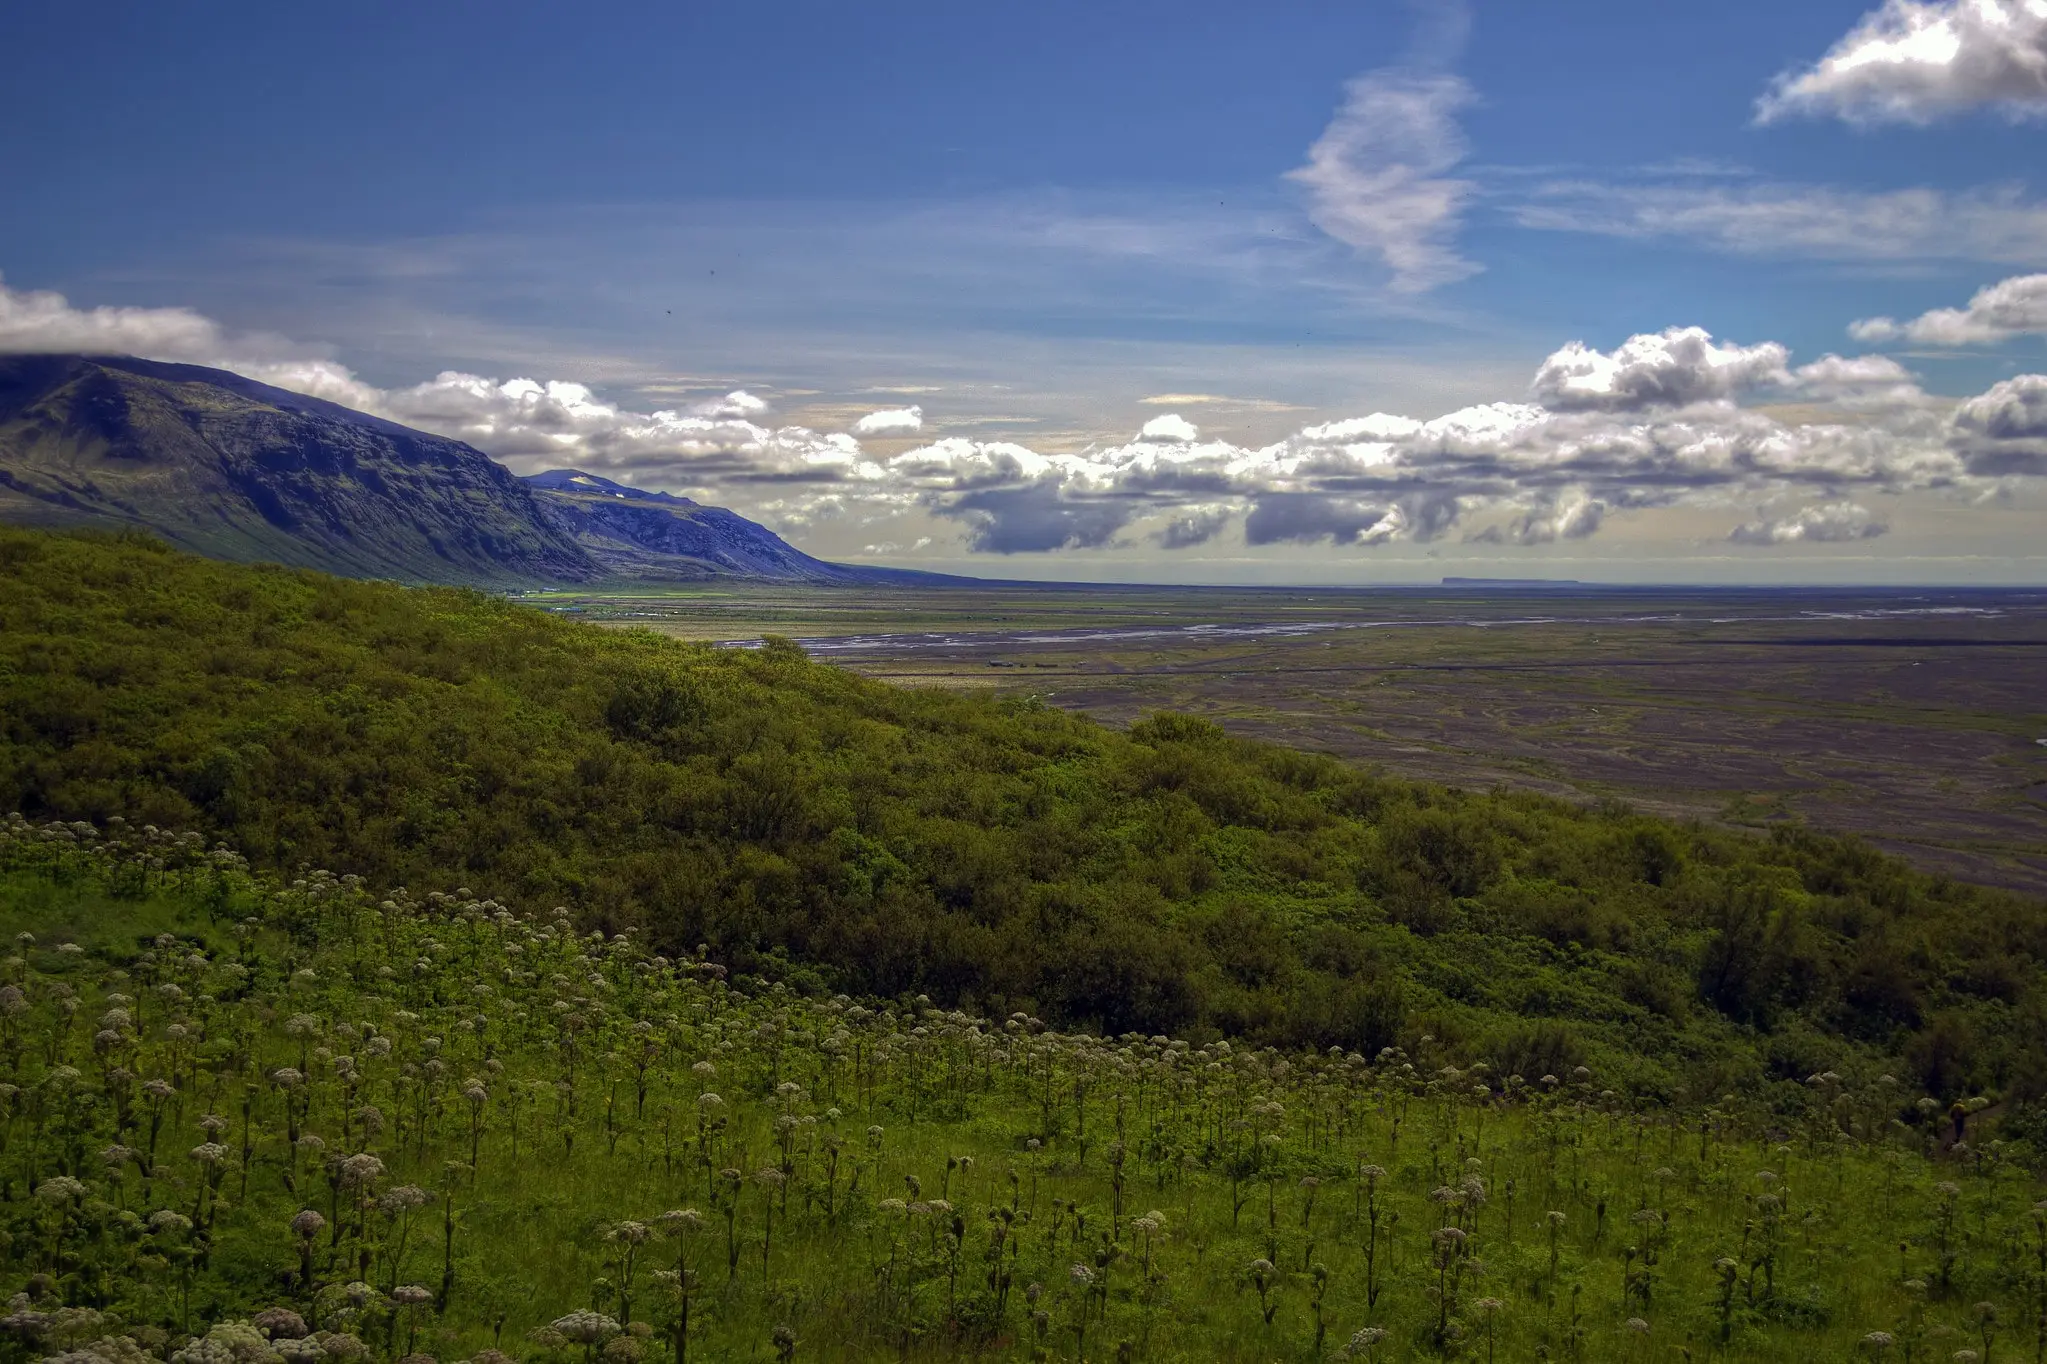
[1469,492,1606,545]
[1246,494,1411,547]
[698,390,769,419]
[937,480,1131,554]
[1950,372,2047,474]
[1788,353,1925,402]
[1729,502,1891,544]
[1851,272,2047,344]
[1138,413,1199,442]
[1758,0,2047,126]
[1529,328,1792,412]
[853,405,924,435]
[372,375,870,485]
[1296,413,1425,443]
[869,336,1951,558]
[5,272,2041,560]
[1286,2,1478,292]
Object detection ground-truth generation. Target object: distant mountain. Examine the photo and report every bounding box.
[0,354,953,588]
[523,467,872,584]
[0,354,595,585]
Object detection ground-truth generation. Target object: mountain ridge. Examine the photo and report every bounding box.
[0,353,954,588]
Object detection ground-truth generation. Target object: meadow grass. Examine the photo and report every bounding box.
[1,820,2041,1364]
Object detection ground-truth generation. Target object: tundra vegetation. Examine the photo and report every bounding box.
[0,819,2044,1364]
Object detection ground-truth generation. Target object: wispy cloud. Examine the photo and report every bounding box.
[1286,0,1479,293]
[1512,179,2047,266]
[1138,392,1308,411]
[1758,0,2047,126]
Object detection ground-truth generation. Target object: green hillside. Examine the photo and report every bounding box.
[2,527,2045,1110]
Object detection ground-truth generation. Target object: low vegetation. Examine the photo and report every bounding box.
[1,820,2042,1364]
[4,528,2047,1112]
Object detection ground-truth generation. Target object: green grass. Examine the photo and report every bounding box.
[2,828,2043,1364]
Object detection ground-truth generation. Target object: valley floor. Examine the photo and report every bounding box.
[551,583,2047,896]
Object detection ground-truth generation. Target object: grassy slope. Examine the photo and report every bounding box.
[0,839,2032,1364]
[3,528,2045,1106]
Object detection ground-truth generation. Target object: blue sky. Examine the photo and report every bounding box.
[5,0,2047,582]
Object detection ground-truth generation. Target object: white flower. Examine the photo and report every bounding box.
[34,1176,87,1202]
[170,1321,280,1364]
[339,1154,386,1186]
[549,1312,621,1346]
[1348,1326,1389,1355]
[377,1186,429,1215]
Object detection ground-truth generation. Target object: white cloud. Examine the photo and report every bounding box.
[6,272,2042,560]
[1758,0,2047,126]
[1729,502,1891,544]
[0,271,382,408]
[0,271,270,362]
[1297,413,1425,443]
[1783,355,1940,415]
[1851,272,2047,343]
[1789,353,1923,398]
[1529,328,1792,412]
[886,341,1981,554]
[366,374,882,485]
[1287,2,1479,296]
[853,405,924,435]
[1140,393,1231,406]
[1138,413,1200,442]
[697,390,769,419]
